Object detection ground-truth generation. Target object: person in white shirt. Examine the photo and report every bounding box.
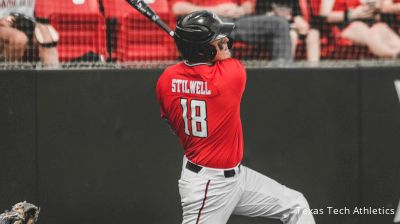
[0,0,59,67]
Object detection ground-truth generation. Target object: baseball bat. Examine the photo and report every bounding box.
[125,0,175,38]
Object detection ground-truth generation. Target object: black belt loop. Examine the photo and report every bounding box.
[186,160,202,173]
[223,170,235,178]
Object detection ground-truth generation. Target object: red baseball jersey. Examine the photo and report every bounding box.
[156,58,246,169]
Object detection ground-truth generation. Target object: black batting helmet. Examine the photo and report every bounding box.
[174,11,235,63]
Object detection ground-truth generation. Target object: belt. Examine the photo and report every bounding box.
[185,160,238,178]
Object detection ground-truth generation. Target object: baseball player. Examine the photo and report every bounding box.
[156,10,316,224]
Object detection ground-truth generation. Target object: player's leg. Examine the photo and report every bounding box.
[232,166,315,224]
[230,15,292,61]
[179,158,241,224]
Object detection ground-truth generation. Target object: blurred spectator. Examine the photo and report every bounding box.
[171,0,293,61]
[319,0,400,58]
[263,0,320,62]
[0,0,59,67]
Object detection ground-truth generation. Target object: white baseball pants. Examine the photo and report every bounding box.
[179,157,316,224]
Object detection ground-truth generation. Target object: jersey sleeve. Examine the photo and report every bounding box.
[225,58,246,96]
[237,60,247,95]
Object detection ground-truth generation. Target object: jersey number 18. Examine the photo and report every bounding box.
[180,98,208,138]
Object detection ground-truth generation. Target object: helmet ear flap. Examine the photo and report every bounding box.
[175,38,217,62]
[191,44,217,62]
[203,44,217,61]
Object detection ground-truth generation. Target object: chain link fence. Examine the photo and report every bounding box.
[0,0,399,69]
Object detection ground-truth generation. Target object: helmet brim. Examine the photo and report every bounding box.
[215,22,235,40]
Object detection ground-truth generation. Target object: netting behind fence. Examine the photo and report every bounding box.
[0,0,400,67]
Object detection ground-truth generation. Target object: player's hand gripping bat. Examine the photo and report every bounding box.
[125,0,176,38]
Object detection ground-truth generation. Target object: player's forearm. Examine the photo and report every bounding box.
[172,2,218,16]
